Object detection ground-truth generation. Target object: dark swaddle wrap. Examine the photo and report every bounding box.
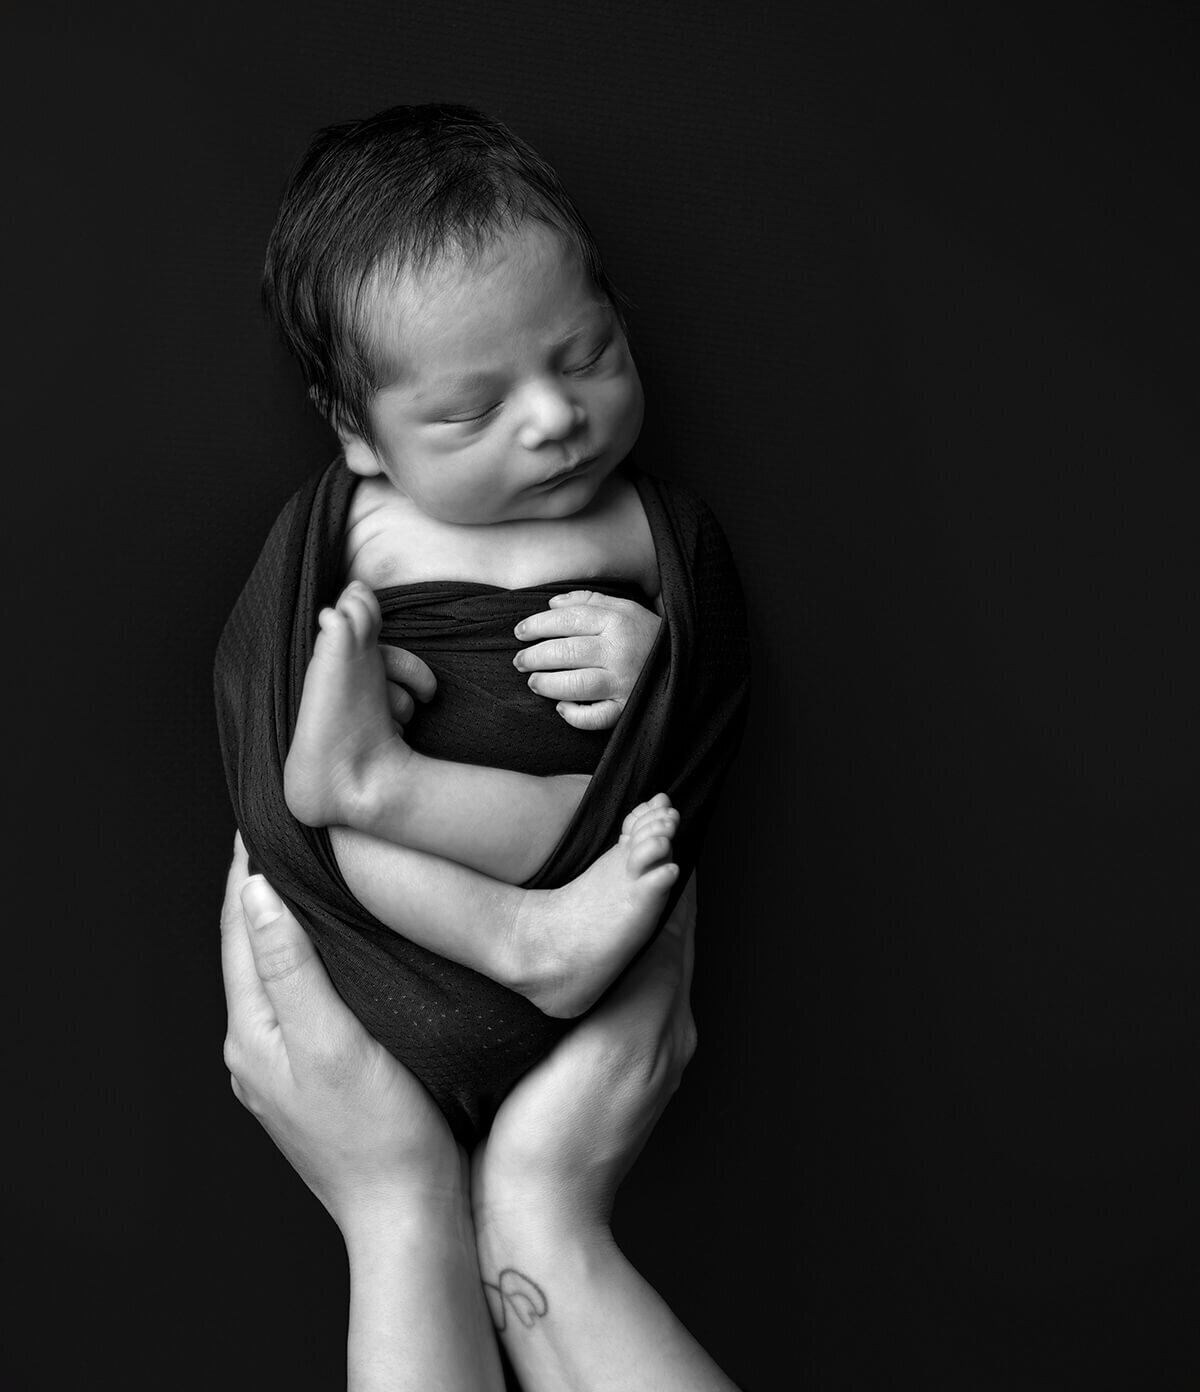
[215,458,749,1142]
[375,577,651,778]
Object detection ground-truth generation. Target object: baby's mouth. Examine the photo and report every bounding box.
[540,454,597,486]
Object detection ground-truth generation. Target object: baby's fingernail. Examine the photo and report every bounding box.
[242,876,284,930]
[512,652,524,669]
[514,621,527,637]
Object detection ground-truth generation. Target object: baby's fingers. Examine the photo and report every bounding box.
[380,645,438,703]
[556,699,622,730]
[548,589,610,608]
[514,634,601,672]
[515,603,604,642]
[526,667,614,702]
[386,683,416,725]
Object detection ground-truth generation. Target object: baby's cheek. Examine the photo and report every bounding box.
[607,374,644,448]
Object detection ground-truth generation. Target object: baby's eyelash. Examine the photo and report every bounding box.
[566,340,612,374]
[443,403,502,425]
[438,343,613,420]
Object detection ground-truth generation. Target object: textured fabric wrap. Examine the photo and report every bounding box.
[214,458,749,1142]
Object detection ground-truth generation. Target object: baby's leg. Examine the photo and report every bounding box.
[333,794,681,1018]
[285,582,588,883]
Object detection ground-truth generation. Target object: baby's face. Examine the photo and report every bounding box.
[344,222,643,525]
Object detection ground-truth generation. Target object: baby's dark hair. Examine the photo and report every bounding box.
[263,103,624,446]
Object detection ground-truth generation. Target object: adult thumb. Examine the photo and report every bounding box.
[240,878,346,1050]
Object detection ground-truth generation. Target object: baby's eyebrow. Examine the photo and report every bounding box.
[414,309,615,402]
[415,369,506,403]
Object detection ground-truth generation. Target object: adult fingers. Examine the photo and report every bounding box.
[588,887,693,1041]
[666,875,699,1060]
[525,667,614,702]
[219,832,251,973]
[514,603,605,643]
[664,871,697,948]
[556,699,622,731]
[220,834,275,1041]
[239,877,360,1068]
[625,879,699,1074]
[379,645,438,703]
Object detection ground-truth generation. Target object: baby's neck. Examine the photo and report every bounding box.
[344,472,658,595]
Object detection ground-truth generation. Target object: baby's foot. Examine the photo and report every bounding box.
[284,581,411,831]
[514,794,681,1017]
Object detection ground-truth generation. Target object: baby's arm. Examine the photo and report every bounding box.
[512,589,662,731]
[285,582,589,884]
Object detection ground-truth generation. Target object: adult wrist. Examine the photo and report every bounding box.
[474,1180,615,1280]
[340,1175,474,1263]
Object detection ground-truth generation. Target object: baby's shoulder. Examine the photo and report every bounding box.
[343,478,439,587]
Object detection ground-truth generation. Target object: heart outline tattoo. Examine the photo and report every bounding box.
[482,1268,549,1331]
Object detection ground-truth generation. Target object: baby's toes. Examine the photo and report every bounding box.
[631,812,677,850]
[629,832,677,877]
[337,582,382,648]
[621,799,653,839]
[629,799,676,837]
[316,604,354,655]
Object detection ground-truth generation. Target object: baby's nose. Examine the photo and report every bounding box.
[518,380,585,448]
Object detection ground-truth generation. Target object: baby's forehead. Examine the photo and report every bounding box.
[358,226,609,389]
[367,222,575,310]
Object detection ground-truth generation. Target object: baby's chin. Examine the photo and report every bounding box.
[525,463,623,519]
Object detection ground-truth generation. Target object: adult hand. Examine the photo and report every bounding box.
[221,837,502,1388]
[470,877,737,1392]
[513,590,662,731]
[220,835,462,1239]
[472,871,697,1236]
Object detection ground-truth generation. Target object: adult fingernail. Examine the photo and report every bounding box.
[242,876,284,930]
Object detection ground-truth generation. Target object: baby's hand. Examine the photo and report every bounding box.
[513,590,662,731]
[380,644,437,725]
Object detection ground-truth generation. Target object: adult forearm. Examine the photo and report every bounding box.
[345,1200,504,1392]
[478,1214,738,1392]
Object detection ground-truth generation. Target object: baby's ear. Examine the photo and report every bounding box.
[340,433,382,477]
[307,385,381,476]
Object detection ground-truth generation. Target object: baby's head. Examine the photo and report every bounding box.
[264,104,643,524]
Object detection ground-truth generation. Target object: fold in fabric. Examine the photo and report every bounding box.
[215,458,749,1141]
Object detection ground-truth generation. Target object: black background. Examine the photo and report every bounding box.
[8,2,1198,1387]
